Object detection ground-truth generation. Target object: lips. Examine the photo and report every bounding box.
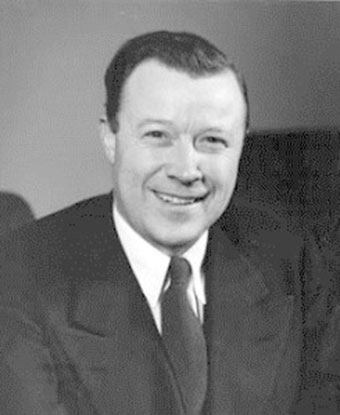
[153,190,207,205]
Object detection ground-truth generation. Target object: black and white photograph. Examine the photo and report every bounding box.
[0,1,340,414]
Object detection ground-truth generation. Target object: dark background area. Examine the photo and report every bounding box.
[235,129,340,240]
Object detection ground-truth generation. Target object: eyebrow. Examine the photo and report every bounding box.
[200,127,226,134]
[137,119,174,128]
[137,119,229,135]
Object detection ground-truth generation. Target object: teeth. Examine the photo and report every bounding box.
[156,192,198,205]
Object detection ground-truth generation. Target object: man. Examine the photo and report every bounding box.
[0,31,337,414]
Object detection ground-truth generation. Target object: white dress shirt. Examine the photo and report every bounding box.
[113,206,207,333]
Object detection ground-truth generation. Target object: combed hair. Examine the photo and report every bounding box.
[104,31,249,131]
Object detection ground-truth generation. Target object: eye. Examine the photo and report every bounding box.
[197,135,229,151]
[143,129,172,147]
[145,130,167,140]
[205,136,226,144]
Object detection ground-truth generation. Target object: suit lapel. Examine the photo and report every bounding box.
[203,225,296,415]
[70,224,158,338]
[51,202,184,415]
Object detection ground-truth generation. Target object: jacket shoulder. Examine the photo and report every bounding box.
[219,197,302,258]
[0,193,113,310]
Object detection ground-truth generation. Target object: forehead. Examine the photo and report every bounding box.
[120,60,246,121]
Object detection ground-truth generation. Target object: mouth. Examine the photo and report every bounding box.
[152,190,207,206]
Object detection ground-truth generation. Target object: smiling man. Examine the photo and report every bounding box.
[0,31,336,415]
[101,56,246,256]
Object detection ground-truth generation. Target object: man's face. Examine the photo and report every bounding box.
[102,59,246,255]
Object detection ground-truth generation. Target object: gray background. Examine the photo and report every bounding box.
[1,1,339,218]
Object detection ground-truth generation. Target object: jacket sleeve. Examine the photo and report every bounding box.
[314,229,340,414]
[0,230,98,415]
[0,241,69,415]
[294,234,340,414]
[0,305,68,415]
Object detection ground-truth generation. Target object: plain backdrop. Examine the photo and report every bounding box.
[1,1,339,218]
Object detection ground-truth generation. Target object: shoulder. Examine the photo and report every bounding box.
[34,191,113,236]
[215,197,333,302]
[218,197,302,259]
[0,192,113,307]
[2,192,112,251]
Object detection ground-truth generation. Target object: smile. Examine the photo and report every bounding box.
[153,190,207,206]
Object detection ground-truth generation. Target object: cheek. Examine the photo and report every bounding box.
[206,155,240,192]
[115,149,160,194]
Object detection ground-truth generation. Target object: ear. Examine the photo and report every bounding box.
[99,116,116,164]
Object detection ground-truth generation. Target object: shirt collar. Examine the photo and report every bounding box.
[113,205,207,309]
[182,232,207,307]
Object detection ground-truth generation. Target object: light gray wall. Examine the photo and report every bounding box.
[1,1,339,218]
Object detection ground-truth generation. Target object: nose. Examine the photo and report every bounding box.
[165,139,203,184]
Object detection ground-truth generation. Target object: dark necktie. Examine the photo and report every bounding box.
[162,256,207,415]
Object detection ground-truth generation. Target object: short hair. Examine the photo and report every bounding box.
[104,30,249,132]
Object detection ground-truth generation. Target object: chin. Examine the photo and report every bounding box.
[154,229,204,254]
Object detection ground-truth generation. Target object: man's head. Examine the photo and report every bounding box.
[101,31,248,255]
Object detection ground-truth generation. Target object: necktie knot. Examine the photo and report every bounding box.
[168,256,191,288]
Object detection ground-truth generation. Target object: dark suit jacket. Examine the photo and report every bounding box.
[0,193,337,414]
